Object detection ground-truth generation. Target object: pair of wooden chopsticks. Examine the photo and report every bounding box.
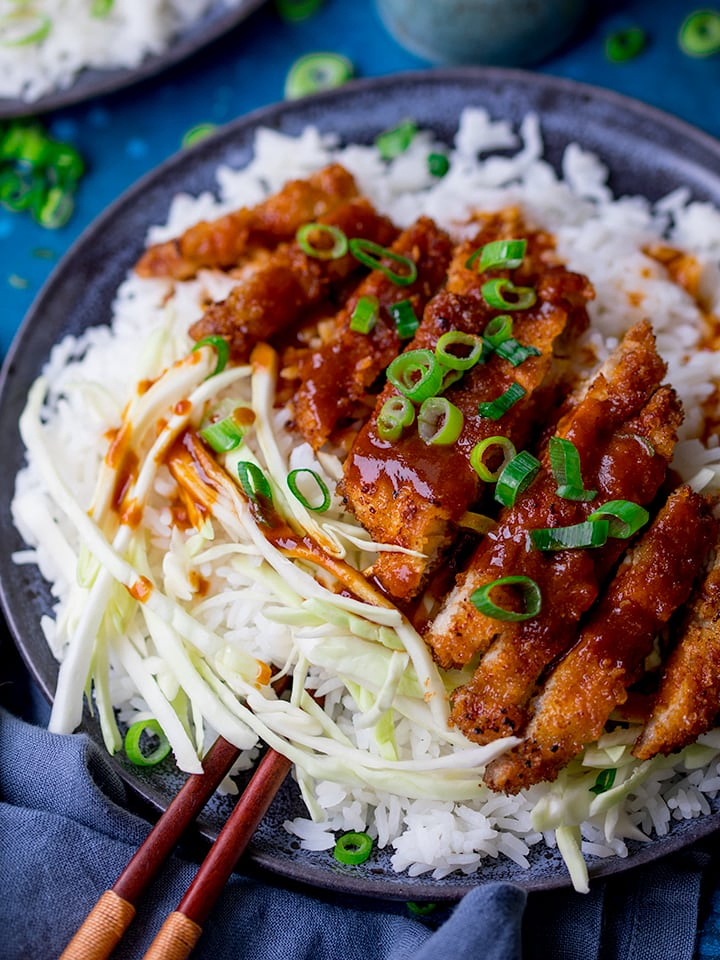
[59,735,292,960]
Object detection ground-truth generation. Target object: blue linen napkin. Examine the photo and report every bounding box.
[0,645,716,960]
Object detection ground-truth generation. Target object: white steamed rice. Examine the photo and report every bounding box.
[0,0,244,102]
[11,108,720,893]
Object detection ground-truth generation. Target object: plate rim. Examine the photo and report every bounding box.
[3,65,720,900]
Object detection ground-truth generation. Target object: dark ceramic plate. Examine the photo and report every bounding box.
[0,0,265,118]
[2,68,720,901]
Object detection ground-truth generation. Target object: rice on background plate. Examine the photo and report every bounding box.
[0,0,247,103]
[10,107,720,894]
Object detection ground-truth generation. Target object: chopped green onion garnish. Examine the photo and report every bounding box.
[549,437,597,502]
[679,10,720,57]
[237,461,273,504]
[435,330,487,370]
[494,450,541,507]
[287,468,331,512]
[8,273,29,289]
[349,238,418,286]
[458,511,496,534]
[483,314,513,346]
[0,168,43,212]
[470,436,517,482]
[375,120,417,161]
[529,519,610,551]
[478,381,526,420]
[91,0,115,17]
[417,396,464,445]
[407,901,437,916]
[350,295,379,334]
[377,395,415,441]
[390,299,419,339]
[427,153,449,177]
[471,575,542,622]
[296,222,348,259]
[605,27,646,62]
[482,278,537,311]
[386,349,443,402]
[0,9,52,46]
[181,123,217,149]
[333,831,373,864]
[124,719,171,767]
[48,143,85,183]
[275,0,323,21]
[192,335,229,376]
[587,500,649,539]
[284,51,353,99]
[467,238,527,272]
[32,185,73,229]
[199,408,253,453]
[494,338,542,367]
[589,768,617,795]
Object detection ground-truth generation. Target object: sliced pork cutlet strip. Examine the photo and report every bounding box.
[188,199,399,362]
[432,322,683,746]
[633,546,720,760]
[484,485,716,793]
[135,164,359,280]
[340,219,593,603]
[291,216,454,450]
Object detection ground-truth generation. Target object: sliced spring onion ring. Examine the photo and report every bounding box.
[386,349,443,402]
[466,238,527,272]
[529,519,610,551]
[192,335,229,376]
[287,468,331,512]
[199,408,254,453]
[679,10,720,56]
[605,27,646,61]
[0,9,52,46]
[458,511,495,534]
[427,153,449,177]
[587,500,649,539]
[470,575,542,622]
[181,123,217,149]
[494,450,541,507]
[276,0,324,21]
[333,831,373,864]
[435,330,486,371]
[91,0,115,16]
[377,395,415,441]
[407,901,437,917]
[549,436,597,502]
[470,436,517,482]
[124,719,171,767]
[237,461,273,504]
[417,396,464,445]
[390,299,419,339]
[284,51,353,100]
[375,120,417,161]
[483,314,513,346]
[349,238,418,286]
[48,143,85,183]
[589,768,617,795]
[296,222,348,259]
[32,185,73,229]
[482,278,537,311]
[477,381,525,420]
[350,295,379,334]
[494,338,542,367]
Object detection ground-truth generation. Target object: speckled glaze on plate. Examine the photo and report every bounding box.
[2,68,720,900]
[0,0,266,119]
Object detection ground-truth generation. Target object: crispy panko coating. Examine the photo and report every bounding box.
[484,485,717,793]
[135,164,359,280]
[431,321,682,744]
[633,546,720,760]
[291,216,454,450]
[189,198,398,362]
[341,211,593,602]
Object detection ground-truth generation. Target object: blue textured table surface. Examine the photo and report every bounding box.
[2,2,720,958]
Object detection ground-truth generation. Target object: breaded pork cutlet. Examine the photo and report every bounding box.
[291,216,454,450]
[135,164,359,280]
[341,210,593,602]
[427,321,682,744]
[189,198,398,362]
[484,485,716,793]
[633,546,720,760]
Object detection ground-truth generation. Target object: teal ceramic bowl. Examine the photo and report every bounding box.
[375,0,589,66]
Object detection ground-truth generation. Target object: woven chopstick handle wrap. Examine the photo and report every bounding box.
[143,911,203,960]
[59,889,136,960]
